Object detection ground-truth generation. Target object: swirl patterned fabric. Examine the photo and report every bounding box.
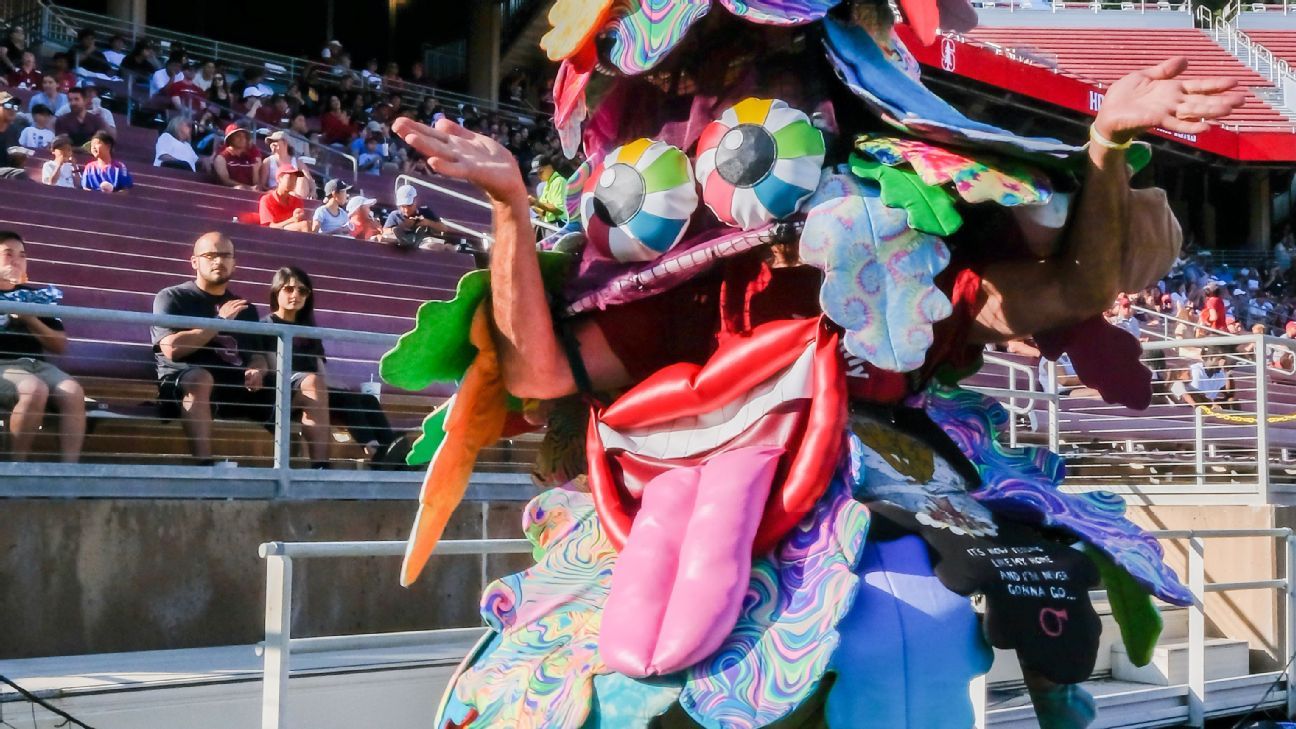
[912,385,1194,607]
[801,170,953,373]
[452,486,617,728]
[716,0,841,24]
[679,466,871,728]
[856,135,1054,207]
[605,0,713,75]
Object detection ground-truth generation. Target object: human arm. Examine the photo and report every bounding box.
[212,154,248,189]
[393,117,630,399]
[16,316,68,355]
[970,59,1244,344]
[157,298,248,360]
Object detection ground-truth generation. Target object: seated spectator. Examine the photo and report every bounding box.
[360,58,382,89]
[155,116,201,171]
[169,61,207,117]
[28,76,67,115]
[357,134,383,174]
[383,184,456,250]
[313,179,351,234]
[261,130,314,199]
[53,87,104,147]
[529,154,568,228]
[346,195,381,240]
[263,266,330,467]
[406,61,427,85]
[5,145,31,171]
[18,104,53,150]
[1039,352,1082,395]
[255,94,290,126]
[81,131,131,193]
[0,93,28,179]
[285,114,313,157]
[214,124,263,190]
[55,82,116,133]
[41,135,80,187]
[192,60,216,92]
[319,96,353,147]
[207,71,233,108]
[0,230,86,462]
[258,168,311,231]
[241,85,266,118]
[284,82,307,116]
[149,54,183,98]
[49,53,75,92]
[236,67,273,101]
[5,50,41,90]
[1170,347,1235,407]
[119,39,161,80]
[1201,283,1226,331]
[1109,295,1143,339]
[101,35,128,70]
[1,26,27,76]
[152,233,272,463]
[72,28,115,79]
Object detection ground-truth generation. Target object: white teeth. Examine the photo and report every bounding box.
[597,343,816,460]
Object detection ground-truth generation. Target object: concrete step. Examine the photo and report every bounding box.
[1111,637,1251,685]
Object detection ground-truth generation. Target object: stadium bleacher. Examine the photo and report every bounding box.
[1246,29,1296,67]
[966,26,1292,125]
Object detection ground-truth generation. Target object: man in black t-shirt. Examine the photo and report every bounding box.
[0,92,29,179]
[0,230,85,462]
[382,184,457,250]
[152,232,272,464]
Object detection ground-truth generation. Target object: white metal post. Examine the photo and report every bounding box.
[1194,406,1206,488]
[1047,360,1060,453]
[1188,536,1206,727]
[1257,335,1272,500]
[261,551,293,729]
[1286,533,1296,720]
[273,334,294,497]
[970,672,987,728]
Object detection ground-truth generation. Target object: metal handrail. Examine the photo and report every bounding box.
[258,537,536,729]
[201,97,359,183]
[394,173,565,243]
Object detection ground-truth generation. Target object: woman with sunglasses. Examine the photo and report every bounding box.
[265,267,401,468]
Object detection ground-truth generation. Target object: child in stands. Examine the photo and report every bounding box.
[81,131,131,193]
[41,135,79,188]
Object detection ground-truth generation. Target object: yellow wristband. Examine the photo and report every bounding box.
[1089,124,1133,151]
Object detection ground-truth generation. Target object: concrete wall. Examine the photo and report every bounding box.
[1127,504,1284,670]
[0,497,532,659]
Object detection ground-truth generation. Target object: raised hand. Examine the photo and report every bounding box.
[392,117,526,203]
[1095,57,1246,143]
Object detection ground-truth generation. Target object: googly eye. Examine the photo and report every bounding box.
[581,138,697,263]
[695,98,826,230]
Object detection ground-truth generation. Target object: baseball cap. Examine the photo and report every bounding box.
[365,120,383,133]
[1286,320,1296,333]
[396,184,418,206]
[243,86,264,99]
[323,179,350,196]
[345,196,376,214]
[223,123,249,143]
[264,130,287,144]
[0,92,18,111]
[6,145,32,158]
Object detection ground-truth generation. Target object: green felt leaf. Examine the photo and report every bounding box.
[379,253,572,392]
[848,155,963,236]
[1086,547,1163,667]
[408,403,450,466]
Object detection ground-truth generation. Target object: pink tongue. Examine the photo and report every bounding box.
[599,446,783,678]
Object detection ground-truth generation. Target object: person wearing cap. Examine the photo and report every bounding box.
[213,123,263,190]
[0,91,28,178]
[42,135,80,188]
[1201,282,1227,331]
[529,154,568,227]
[18,103,53,150]
[260,129,314,199]
[258,168,310,231]
[346,195,382,241]
[81,130,131,193]
[5,50,41,90]
[53,86,103,147]
[383,184,455,250]
[312,179,351,235]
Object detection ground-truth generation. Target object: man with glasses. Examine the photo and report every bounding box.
[151,232,272,464]
[0,92,26,179]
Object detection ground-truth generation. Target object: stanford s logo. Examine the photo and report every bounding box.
[1039,607,1069,638]
[941,38,957,72]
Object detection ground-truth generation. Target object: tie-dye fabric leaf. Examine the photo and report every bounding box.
[678,467,871,728]
[856,135,1054,207]
[801,170,953,373]
[716,0,841,24]
[848,155,962,236]
[453,487,617,729]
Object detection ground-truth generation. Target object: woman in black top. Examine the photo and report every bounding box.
[265,267,399,468]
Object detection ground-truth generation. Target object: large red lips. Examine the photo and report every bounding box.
[587,316,847,555]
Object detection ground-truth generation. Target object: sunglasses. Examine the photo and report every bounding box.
[281,284,311,295]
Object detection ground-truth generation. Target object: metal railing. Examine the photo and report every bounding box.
[0,299,536,496]
[393,174,565,247]
[257,537,535,729]
[199,97,359,183]
[1200,2,1296,111]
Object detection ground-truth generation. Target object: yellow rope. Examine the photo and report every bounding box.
[1196,406,1296,424]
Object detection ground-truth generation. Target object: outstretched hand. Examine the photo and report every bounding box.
[393,117,527,204]
[1095,57,1245,143]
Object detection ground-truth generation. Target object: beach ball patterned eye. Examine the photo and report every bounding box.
[694,98,826,229]
[581,138,697,263]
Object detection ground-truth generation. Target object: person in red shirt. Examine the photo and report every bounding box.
[168,61,207,117]
[319,95,354,147]
[258,168,310,231]
[214,124,263,190]
[346,196,382,241]
[1202,283,1227,331]
[5,50,41,90]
